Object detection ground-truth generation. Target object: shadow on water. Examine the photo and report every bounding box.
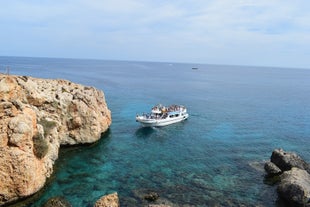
[4,129,113,207]
[135,119,189,137]
[57,128,112,156]
[135,127,156,138]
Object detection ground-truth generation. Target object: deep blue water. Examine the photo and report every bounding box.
[1,56,310,206]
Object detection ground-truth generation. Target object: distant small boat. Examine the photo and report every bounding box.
[192,67,198,70]
[136,104,189,127]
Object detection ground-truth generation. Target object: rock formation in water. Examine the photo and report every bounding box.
[94,192,120,207]
[43,196,72,207]
[0,74,111,206]
[265,149,310,207]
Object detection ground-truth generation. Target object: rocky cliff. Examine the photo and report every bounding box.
[0,74,111,205]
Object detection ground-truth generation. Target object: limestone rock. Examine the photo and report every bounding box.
[271,148,310,173]
[264,161,282,176]
[0,74,111,205]
[278,168,310,207]
[265,149,310,207]
[94,192,120,207]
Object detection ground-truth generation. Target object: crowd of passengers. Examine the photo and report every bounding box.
[138,105,184,119]
[152,104,183,113]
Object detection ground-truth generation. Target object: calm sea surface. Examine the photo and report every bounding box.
[1,56,310,206]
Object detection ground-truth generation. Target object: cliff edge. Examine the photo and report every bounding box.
[0,74,111,205]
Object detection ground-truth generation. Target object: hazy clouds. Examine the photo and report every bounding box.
[0,0,309,68]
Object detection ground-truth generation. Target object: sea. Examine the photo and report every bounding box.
[1,56,310,207]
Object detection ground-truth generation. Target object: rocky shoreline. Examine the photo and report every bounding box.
[0,74,111,206]
[36,147,310,207]
[265,149,310,207]
[1,74,310,207]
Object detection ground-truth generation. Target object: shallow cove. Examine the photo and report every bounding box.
[1,57,310,206]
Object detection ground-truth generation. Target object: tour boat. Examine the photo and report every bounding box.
[136,104,189,127]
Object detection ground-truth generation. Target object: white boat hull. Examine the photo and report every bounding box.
[136,113,189,127]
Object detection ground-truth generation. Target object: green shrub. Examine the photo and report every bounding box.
[38,118,57,137]
[33,133,49,159]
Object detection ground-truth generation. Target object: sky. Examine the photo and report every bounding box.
[0,0,309,68]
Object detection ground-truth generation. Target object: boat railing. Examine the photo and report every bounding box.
[137,112,169,120]
[137,105,187,120]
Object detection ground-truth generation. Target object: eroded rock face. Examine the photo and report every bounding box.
[0,74,111,205]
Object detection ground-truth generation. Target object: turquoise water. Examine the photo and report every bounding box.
[1,57,310,206]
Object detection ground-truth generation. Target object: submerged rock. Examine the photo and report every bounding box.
[43,196,72,207]
[0,74,111,206]
[144,192,160,202]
